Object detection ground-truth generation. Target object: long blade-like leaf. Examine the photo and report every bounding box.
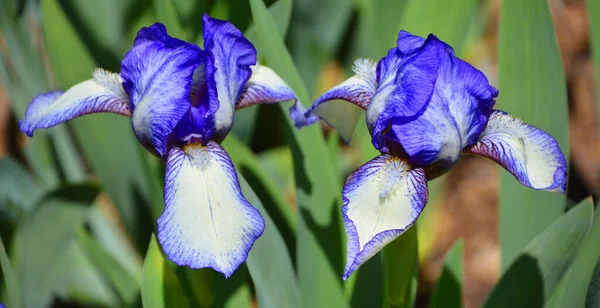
[0,240,23,308]
[588,0,600,124]
[431,240,464,308]
[485,199,593,307]
[249,0,346,306]
[498,0,569,270]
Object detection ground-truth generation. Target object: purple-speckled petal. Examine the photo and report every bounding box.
[19,69,130,136]
[464,110,567,192]
[158,141,265,277]
[121,23,202,157]
[297,58,378,143]
[202,14,257,143]
[342,155,428,280]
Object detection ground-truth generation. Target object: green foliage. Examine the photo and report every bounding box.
[0,240,23,308]
[498,0,569,270]
[485,199,593,307]
[431,240,464,308]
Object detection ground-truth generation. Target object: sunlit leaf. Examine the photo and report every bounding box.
[383,226,419,308]
[249,0,346,306]
[485,200,593,307]
[587,0,600,125]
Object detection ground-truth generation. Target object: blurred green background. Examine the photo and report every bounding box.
[1,0,599,307]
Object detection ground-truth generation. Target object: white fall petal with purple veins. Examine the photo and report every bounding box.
[342,155,427,279]
[158,142,265,277]
[464,110,567,192]
[19,69,131,136]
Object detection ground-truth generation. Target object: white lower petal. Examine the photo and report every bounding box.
[158,141,265,277]
[343,155,428,279]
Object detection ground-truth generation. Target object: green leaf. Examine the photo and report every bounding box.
[383,225,419,308]
[11,184,120,307]
[142,234,190,308]
[0,157,42,214]
[588,0,600,125]
[485,200,593,307]
[77,228,141,305]
[398,0,480,56]
[42,0,156,251]
[431,240,464,308]
[498,0,569,270]
[154,0,185,39]
[240,175,301,308]
[249,0,347,306]
[547,200,600,308]
[231,0,294,144]
[587,258,600,307]
[0,239,23,308]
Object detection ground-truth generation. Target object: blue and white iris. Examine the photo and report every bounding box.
[19,15,298,277]
[294,31,568,279]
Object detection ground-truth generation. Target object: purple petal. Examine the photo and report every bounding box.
[202,14,257,143]
[464,110,567,192]
[19,69,130,136]
[342,155,428,280]
[158,141,265,277]
[121,23,202,157]
[298,59,378,143]
[370,32,498,177]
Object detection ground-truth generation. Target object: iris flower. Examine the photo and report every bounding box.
[294,31,567,279]
[19,15,299,277]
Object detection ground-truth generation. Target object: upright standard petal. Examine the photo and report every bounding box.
[19,69,130,136]
[121,23,202,157]
[375,34,498,175]
[202,14,257,142]
[158,141,265,277]
[464,110,567,192]
[343,155,428,279]
[300,59,378,142]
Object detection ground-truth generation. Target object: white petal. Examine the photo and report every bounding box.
[19,69,130,136]
[343,155,428,279]
[236,65,296,109]
[158,141,264,277]
[464,110,567,192]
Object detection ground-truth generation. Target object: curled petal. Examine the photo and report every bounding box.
[343,155,428,279]
[203,14,257,142]
[158,141,265,277]
[19,69,130,136]
[121,23,202,157]
[298,58,378,143]
[464,110,567,192]
[236,65,296,109]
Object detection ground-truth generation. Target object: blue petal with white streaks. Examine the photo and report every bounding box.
[202,14,257,143]
[121,23,203,157]
[158,141,265,277]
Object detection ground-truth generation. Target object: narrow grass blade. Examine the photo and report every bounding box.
[0,240,23,308]
[498,0,569,270]
[485,200,593,307]
[249,0,346,306]
[241,175,301,308]
[142,235,190,308]
[431,240,464,308]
